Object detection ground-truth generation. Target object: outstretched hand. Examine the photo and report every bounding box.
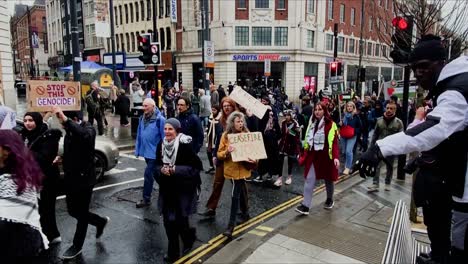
[352,145,384,178]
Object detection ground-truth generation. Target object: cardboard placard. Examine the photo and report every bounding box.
[228,132,267,162]
[229,87,268,119]
[27,80,81,112]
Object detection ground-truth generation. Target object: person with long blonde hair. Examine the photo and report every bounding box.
[340,101,361,175]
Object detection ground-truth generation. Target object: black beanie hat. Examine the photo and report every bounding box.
[24,112,43,129]
[409,35,447,63]
[63,111,83,121]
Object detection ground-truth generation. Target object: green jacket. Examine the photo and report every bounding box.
[371,116,404,146]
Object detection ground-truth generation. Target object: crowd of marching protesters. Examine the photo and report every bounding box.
[0,79,427,262]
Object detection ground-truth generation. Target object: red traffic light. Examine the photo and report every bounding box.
[151,89,156,96]
[331,62,337,69]
[138,35,149,44]
[392,17,408,30]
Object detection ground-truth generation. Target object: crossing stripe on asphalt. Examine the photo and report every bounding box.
[56,178,144,200]
[175,173,355,264]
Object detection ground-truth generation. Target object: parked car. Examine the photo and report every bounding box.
[15,119,119,180]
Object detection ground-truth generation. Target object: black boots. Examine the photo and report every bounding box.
[223,225,235,238]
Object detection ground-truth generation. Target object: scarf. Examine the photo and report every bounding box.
[207,112,221,147]
[383,112,396,126]
[163,134,181,166]
[343,113,353,126]
[264,110,274,133]
[305,117,325,151]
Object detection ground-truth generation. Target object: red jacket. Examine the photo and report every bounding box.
[303,120,340,181]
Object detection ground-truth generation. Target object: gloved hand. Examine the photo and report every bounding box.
[352,144,384,178]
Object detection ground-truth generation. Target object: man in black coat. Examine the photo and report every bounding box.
[176,97,204,154]
[53,106,110,260]
[114,89,130,126]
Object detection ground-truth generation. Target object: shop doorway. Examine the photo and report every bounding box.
[236,62,284,88]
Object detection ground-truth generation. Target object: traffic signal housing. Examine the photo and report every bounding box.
[330,61,343,77]
[138,34,152,64]
[390,16,414,64]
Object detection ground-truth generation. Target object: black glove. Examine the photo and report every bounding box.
[352,144,384,178]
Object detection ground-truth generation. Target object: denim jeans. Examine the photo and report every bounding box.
[341,136,357,169]
[143,158,157,202]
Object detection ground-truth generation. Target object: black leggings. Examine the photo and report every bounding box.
[163,214,196,259]
[278,154,295,176]
[228,179,249,227]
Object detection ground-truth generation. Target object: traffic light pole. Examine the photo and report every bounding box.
[70,0,81,82]
[397,65,411,180]
[109,0,118,86]
[356,0,365,91]
[152,0,159,104]
[201,0,210,91]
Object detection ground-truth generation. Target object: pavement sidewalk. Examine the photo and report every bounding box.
[205,174,429,264]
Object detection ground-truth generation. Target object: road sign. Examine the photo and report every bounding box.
[204,41,215,68]
[152,55,159,64]
[329,76,344,84]
[264,59,271,76]
[150,42,161,65]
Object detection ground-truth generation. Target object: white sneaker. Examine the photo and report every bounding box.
[274,178,282,187]
[343,168,350,175]
[285,176,292,185]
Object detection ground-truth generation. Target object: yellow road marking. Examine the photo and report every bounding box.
[248,230,269,237]
[176,174,353,264]
[256,226,274,232]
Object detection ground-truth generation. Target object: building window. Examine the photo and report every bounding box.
[255,0,269,9]
[337,36,344,52]
[375,44,380,57]
[166,0,170,17]
[198,30,203,48]
[382,45,387,57]
[160,28,165,50]
[114,7,118,25]
[147,0,151,20]
[238,0,246,9]
[278,0,286,9]
[274,27,288,46]
[350,8,355,26]
[130,3,134,23]
[131,33,135,52]
[141,1,145,20]
[369,17,373,31]
[307,0,314,13]
[348,38,355,53]
[339,4,345,23]
[367,42,373,56]
[166,27,171,50]
[306,30,314,48]
[159,0,164,18]
[252,27,272,46]
[235,26,249,46]
[135,2,139,22]
[119,5,123,25]
[326,34,333,51]
[116,34,119,50]
[328,0,333,20]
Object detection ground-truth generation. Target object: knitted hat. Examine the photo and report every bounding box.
[409,35,447,63]
[165,118,181,131]
[63,111,83,121]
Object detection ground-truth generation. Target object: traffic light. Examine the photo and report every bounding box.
[150,88,156,99]
[390,16,414,64]
[330,61,342,77]
[138,34,152,64]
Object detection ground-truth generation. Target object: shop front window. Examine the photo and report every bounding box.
[236,62,284,89]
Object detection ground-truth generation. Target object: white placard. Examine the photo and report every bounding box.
[228,132,267,162]
[229,87,268,119]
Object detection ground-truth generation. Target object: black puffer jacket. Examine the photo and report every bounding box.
[62,120,96,191]
[18,124,62,186]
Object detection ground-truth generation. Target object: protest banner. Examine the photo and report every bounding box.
[229,87,268,119]
[228,132,267,162]
[27,80,81,112]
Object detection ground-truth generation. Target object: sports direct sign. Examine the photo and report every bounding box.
[27,80,81,112]
[232,54,291,61]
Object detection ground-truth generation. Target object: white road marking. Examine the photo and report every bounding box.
[119,153,145,161]
[106,167,138,175]
[57,177,144,200]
